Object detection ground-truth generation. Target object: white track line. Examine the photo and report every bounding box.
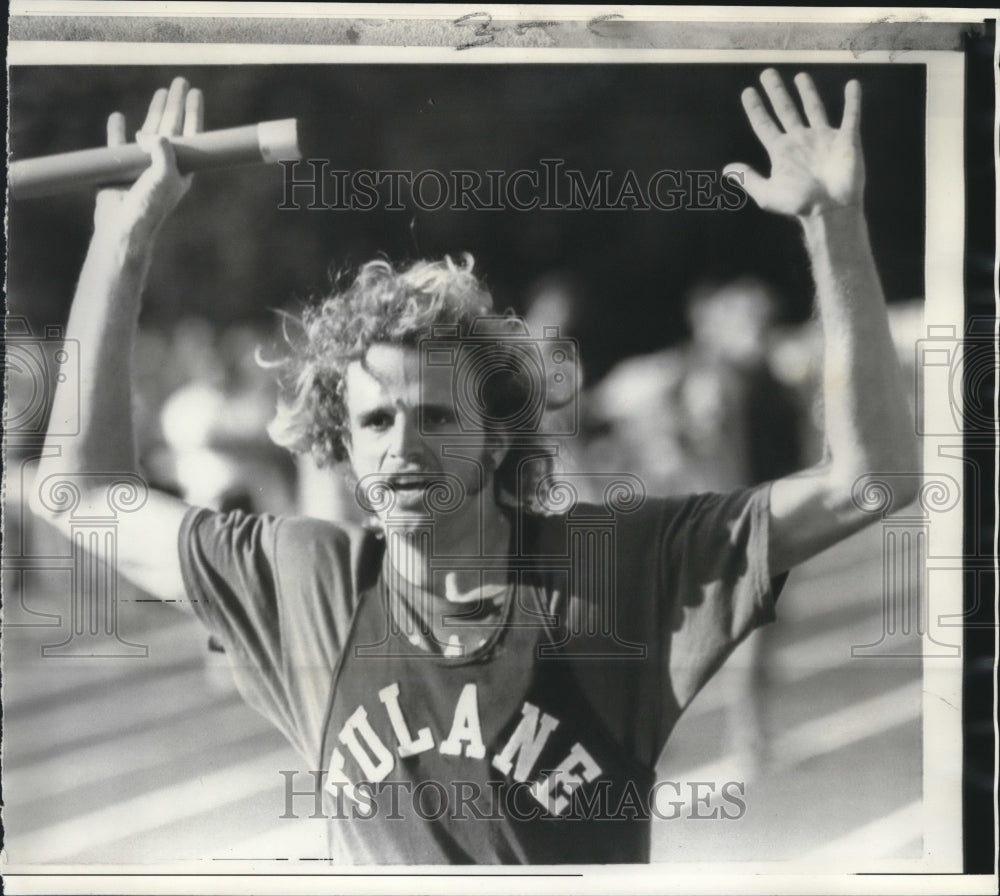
[8,748,293,863]
[668,680,921,783]
[800,800,923,861]
[6,701,276,803]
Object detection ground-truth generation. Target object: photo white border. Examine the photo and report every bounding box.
[4,4,997,895]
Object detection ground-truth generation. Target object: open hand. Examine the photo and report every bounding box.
[94,77,203,239]
[724,69,864,219]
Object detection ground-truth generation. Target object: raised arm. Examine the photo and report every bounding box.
[724,69,920,574]
[31,78,204,603]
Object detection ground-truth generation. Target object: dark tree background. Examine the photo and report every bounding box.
[8,63,924,379]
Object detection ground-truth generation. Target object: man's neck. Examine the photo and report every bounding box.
[383,500,512,602]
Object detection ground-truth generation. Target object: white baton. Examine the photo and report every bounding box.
[9,119,301,199]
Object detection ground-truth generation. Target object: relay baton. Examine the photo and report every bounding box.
[9,119,301,199]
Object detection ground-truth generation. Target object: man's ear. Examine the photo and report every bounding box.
[340,434,358,480]
[488,432,513,471]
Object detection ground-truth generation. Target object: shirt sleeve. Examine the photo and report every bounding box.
[544,483,781,768]
[657,484,783,728]
[178,506,359,764]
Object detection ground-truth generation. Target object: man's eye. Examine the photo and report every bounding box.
[422,408,455,428]
[363,412,393,430]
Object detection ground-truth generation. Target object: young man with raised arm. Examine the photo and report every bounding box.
[33,70,918,864]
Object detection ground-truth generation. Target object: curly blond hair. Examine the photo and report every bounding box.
[265,254,551,507]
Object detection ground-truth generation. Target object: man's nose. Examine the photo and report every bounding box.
[388,411,425,458]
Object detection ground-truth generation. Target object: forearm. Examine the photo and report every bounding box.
[802,207,919,495]
[38,223,153,490]
[30,77,200,605]
[732,70,921,569]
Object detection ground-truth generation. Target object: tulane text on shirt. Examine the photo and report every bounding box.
[325,681,603,817]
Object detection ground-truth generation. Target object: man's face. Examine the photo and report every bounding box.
[343,344,509,527]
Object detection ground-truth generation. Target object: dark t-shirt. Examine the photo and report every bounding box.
[178,485,780,863]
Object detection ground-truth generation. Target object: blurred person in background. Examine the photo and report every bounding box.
[31,70,919,864]
[684,278,804,491]
[158,319,297,515]
[582,348,696,495]
[684,278,806,775]
[521,271,588,500]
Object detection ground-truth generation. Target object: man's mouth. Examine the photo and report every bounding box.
[391,478,426,490]
[385,472,436,490]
